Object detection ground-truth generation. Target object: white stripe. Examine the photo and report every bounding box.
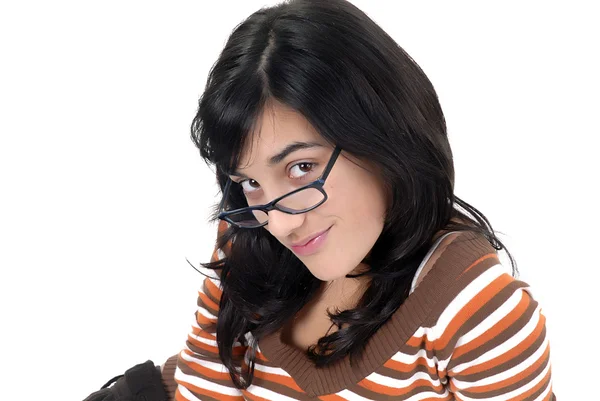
[334,388,450,401]
[533,377,553,401]
[336,389,375,401]
[189,330,218,346]
[253,362,292,376]
[454,359,551,401]
[365,371,440,388]
[433,263,505,340]
[452,337,549,388]
[217,248,226,260]
[208,276,221,288]
[390,342,437,368]
[406,326,436,346]
[177,383,202,401]
[456,288,524,347]
[391,330,451,372]
[451,303,543,374]
[245,384,300,401]
[180,349,230,372]
[405,390,451,401]
[436,354,453,374]
[197,305,217,320]
[175,369,243,397]
[186,328,243,348]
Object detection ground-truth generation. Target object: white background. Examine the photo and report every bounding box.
[1,1,597,399]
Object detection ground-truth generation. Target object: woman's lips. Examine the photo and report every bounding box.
[291,226,332,256]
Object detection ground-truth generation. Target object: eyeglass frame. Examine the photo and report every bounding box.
[217,146,342,228]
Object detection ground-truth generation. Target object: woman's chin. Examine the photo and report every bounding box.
[305,265,350,282]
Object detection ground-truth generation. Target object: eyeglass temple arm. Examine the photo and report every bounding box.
[320,146,342,182]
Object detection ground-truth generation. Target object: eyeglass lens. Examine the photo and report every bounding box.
[227,187,325,227]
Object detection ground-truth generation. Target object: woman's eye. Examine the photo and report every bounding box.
[240,179,260,193]
[236,162,316,196]
[289,162,315,179]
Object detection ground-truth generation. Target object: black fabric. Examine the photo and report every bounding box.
[83,360,167,401]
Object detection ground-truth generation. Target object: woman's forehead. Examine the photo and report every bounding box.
[236,105,328,169]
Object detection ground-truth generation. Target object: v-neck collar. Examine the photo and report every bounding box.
[257,231,493,397]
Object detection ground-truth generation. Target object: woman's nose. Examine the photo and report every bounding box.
[266,209,306,239]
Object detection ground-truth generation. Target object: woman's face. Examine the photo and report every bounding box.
[231,103,387,281]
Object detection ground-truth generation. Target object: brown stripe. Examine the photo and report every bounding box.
[183,339,221,361]
[194,310,217,333]
[377,362,438,381]
[198,291,220,317]
[397,341,453,365]
[175,387,223,401]
[161,354,179,401]
[204,277,223,304]
[460,349,551,398]
[350,378,446,401]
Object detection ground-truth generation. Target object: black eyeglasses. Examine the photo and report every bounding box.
[217,146,342,228]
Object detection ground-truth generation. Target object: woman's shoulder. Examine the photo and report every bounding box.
[414,232,554,398]
[412,229,524,330]
[416,229,503,295]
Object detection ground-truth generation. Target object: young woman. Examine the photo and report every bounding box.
[158,1,555,400]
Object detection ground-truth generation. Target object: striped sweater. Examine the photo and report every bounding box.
[161,225,555,400]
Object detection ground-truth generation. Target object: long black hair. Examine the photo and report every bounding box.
[190,0,516,389]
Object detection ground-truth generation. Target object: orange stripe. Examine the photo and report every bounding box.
[436,273,513,350]
[461,253,499,275]
[452,289,531,359]
[242,390,272,401]
[205,277,223,302]
[458,313,546,376]
[217,219,229,236]
[253,369,304,392]
[199,290,219,311]
[406,334,423,347]
[187,335,219,354]
[196,312,217,325]
[359,377,443,396]
[255,350,270,362]
[191,326,216,340]
[179,356,233,381]
[318,394,348,401]
[175,381,243,401]
[211,248,219,262]
[420,396,453,401]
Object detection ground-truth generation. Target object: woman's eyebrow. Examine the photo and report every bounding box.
[267,141,323,165]
[231,141,324,178]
